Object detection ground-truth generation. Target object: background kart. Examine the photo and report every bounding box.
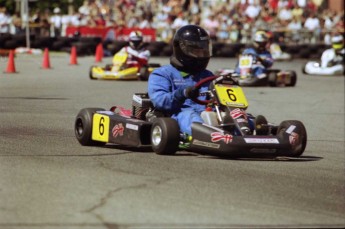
[89,52,160,80]
[75,75,307,158]
[270,43,292,61]
[216,54,297,87]
[303,61,344,76]
[216,68,297,87]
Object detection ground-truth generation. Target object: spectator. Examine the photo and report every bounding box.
[78,0,91,16]
[291,4,303,20]
[50,7,62,37]
[171,12,189,30]
[304,12,321,42]
[244,2,261,21]
[202,14,219,41]
[278,4,293,22]
[11,11,23,34]
[0,7,11,34]
[287,16,303,43]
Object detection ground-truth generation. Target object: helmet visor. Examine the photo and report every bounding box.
[179,40,212,58]
[256,41,267,47]
[332,42,344,50]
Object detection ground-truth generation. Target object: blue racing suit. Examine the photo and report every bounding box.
[235,47,274,77]
[148,64,213,135]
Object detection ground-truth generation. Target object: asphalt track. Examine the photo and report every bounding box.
[0,53,344,229]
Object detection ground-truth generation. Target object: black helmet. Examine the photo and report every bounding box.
[171,25,212,74]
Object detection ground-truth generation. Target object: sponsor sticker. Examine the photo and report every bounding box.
[289,132,299,145]
[244,138,279,144]
[211,132,233,144]
[230,108,247,119]
[97,111,115,115]
[132,94,143,104]
[126,123,138,131]
[193,140,220,149]
[286,125,296,134]
[112,123,124,138]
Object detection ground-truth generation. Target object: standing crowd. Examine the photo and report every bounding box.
[0,0,344,44]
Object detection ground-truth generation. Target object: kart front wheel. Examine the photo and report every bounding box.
[151,118,180,155]
[277,120,307,157]
[89,66,97,80]
[255,115,268,135]
[75,108,106,146]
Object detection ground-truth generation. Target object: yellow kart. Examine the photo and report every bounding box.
[89,52,160,81]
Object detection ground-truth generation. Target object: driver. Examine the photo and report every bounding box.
[235,30,274,78]
[148,25,213,136]
[321,34,344,68]
[115,30,151,67]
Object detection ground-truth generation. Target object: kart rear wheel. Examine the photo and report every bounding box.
[277,120,307,157]
[302,62,307,74]
[151,118,180,155]
[89,66,97,80]
[268,71,278,87]
[139,67,149,81]
[75,108,106,146]
[287,70,297,87]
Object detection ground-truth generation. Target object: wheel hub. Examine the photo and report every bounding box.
[151,126,162,146]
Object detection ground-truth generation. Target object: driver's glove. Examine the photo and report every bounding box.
[174,86,199,102]
[184,86,199,99]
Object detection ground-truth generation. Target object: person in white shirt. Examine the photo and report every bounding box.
[0,7,11,34]
[50,7,62,37]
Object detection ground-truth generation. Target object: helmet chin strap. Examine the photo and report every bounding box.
[171,56,207,74]
[170,56,184,70]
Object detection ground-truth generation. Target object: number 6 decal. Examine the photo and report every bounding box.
[92,114,109,142]
[99,117,104,135]
[227,89,237,101]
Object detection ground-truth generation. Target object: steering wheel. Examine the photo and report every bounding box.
[192,75,218,105]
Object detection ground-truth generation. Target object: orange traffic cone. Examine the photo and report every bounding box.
[41,48,51,69]
[4,50,17,73]
[69,46,78,65]
[95,43,103,62]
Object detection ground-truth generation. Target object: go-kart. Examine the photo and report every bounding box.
[303,61,344,76]
[269,43,292,61]
[216,54,297,87]
[89,52,161,80]
[302,49,345,76]
[75,74,307,158]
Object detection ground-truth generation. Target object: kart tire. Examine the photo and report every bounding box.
[277,120,307,157]
[139,67,149,81]
[287,70,297,87]
[75,108,106,146]
[255,115,268,135]
[89,66,97,80]
[302,63,307,74]
[268,71,278,87]
[151,118,180,155]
